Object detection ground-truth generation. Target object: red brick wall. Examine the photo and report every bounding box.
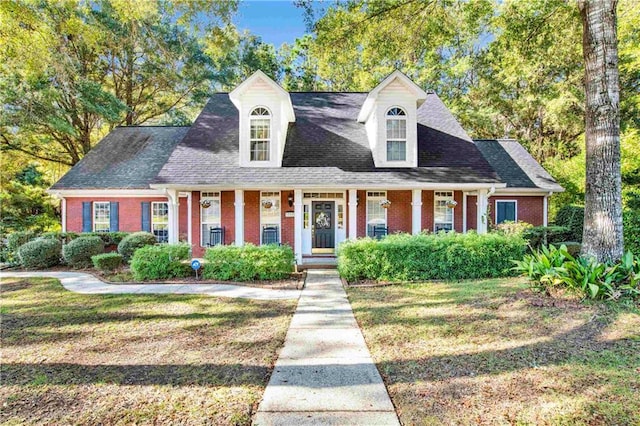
[387,190,412,234]
[178,196,188,240]
[244,191,260,245]
[190,192,204,257]
[66,197,169,232]
[221,191,236,245]
[281,191,295,247]
[467,195,477,230]
[357,190,367,237]
[453,191,464,232]
[490,196,544,226]
[421,190,434,232]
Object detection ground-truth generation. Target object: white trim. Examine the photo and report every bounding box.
[411,189,422,235]
[235,190,244,246]
[61,198,67,233]
[200,191,221,247]
[493,188,559,194]
[229,70,295,122]
[294,189,303,264]
[543,193,551,226]
[385,106,408,162]
[495,199,518,224]
[92,201,110,233]
[187,192,192,245]
[433,191,454,232]
[366,191,388,237]
[462,192,468,233]
[476,189,489,234]
[150,183,507,191]
[260,191,282,245]
[166,189,179,244]
[48,189,166,197]
[249,105,272,163]
[358,70,428,122]
[348,189,358,240]
[151,201,169,243]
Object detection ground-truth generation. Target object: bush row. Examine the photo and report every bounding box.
[337,232,527,282]
[203,244,295,281]
[130,243,192,281]
[513,245,639,300]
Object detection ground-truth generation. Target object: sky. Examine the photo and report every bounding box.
[233,0,311,48]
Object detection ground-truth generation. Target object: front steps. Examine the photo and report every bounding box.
[298,255,337,270]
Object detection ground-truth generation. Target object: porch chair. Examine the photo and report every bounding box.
[262,226,280,245]
[372,224,388,240]
[208,227,225,246]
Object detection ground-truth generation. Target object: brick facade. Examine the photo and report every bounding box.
[387,190,412,234]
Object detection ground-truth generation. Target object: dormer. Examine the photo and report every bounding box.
[229,70,295,167]
[357,71,427,168]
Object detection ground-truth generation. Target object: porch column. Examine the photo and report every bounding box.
[476,189,488,234]
[462,192,468,233]
[167,189,179,243]
[186,192,192,245]
[411,189,422,235]
[348,189,358,240]
[234,190,244,246]
[61,197,67,233]
[293,189,303,264]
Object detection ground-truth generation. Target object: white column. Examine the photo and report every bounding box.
[462,192,468,233]
[293,189,303,264]
[348,189,358,240]
[476,189,488,234]
[61,198,67,233]
[186,192,192,245]
[234,190,244,246]
[543,193,550,226]
[167,189,179,243]
[411,189,422,235]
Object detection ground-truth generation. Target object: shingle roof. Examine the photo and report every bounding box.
[51,126,189,189]
[152,92,501,187]
[474,139,564,192]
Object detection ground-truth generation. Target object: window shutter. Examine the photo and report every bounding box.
[82,202,92,232]
[109,202,119,232]
[141,202,151,232]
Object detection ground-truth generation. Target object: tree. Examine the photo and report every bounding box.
[578,0,624,262]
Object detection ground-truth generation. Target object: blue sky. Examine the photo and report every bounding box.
[234,1,310,47]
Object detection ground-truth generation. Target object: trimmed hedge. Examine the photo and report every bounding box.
[7,231,37,252]
[554,205,584,242]
[17,238,62,269]
[41,231,128,246]
[523,226,572,250]
[203,244,295,281]
[337,232,527,282]
[62,236,104,268]
[118,232,157,262]
[92,252,124,272]
[130,243,191,281]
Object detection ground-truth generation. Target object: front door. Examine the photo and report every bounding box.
[312,201,335,253]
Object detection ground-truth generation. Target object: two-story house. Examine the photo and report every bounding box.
[50,70,563,263]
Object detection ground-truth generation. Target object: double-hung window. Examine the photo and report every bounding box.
[386,107,407,162]
[93,202,110,233]
[495,200,517,224]
[434,191,454,232]
[366,191,387,237]
[201,192,221,246]
[250,107,270,162]
[151,202,169,243]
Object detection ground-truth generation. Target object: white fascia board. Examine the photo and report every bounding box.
[492,188,558,195]
[357,70,428,122]
[228,70,295,122]
[151,183,507,191]
[47,189,166,197]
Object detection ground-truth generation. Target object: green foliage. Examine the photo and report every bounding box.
[492,221,533,236]
[17,238,62,269]
[40,232,81,244]
[554,205,584,242]
[513,245,640,300]
[91,252,123,273]
[117,232,157,262]
[523,226,572,250]
[130,244,191,281]
[624,209,640,255]
[7,231,37,253]
[203,244,295,281]
[62,236,104,268]
[337,232,527,283]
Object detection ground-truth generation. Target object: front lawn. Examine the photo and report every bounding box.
[347,278,640,425]
[0,277,296,425]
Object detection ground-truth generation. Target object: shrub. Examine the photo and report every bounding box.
[493,221,533,236]
[513,245,640,300]
[554,205,584,242]
[91,252,124,272]
[118,232,157,262]
[62,236,104,268]
[17,238,62,269]
[130,243,191,281]
[203,244,295,281]
[556,241,582,257]
[523,226,572,250]
[7,231,36,253]
[624,210,640,255]
[337,232,527,283]
[40,232,80,244]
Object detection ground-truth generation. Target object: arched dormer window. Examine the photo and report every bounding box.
[250,107,271,161]
[386,107,407,162]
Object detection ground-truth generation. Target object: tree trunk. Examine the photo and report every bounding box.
[578,0,623,262]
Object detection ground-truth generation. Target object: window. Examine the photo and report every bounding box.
[261,191,281,244]
[366,191,387,237]
[152,202,168,243]
[386,107,406,161]
[93,202,110,233]
[201,192,221,246]
[250,107,270,161]
[434,191,454,232]
[496,200,517,224]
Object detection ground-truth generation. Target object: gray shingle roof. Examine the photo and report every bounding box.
[152,92,501,187]
[51,126,189,189]
[474,139,564,192]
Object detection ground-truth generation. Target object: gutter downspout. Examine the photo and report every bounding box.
[543,191,553,226]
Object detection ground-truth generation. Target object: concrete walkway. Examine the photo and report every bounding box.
[254,270,399,425]
[0,271,301,301]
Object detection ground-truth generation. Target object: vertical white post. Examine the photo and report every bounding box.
[411,189,422,235]
[476,189,488,234]
[462,192,468,233]
[61,198,67,233]
[293,189,303,264]
[348,189,358,240]
[234,190,244,246]
[186,192,192,245]
[167,189,179,243]
[543,193,551,226]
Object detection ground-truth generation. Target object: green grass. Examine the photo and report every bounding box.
[0,277,296,425]
[347,278,640,425]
